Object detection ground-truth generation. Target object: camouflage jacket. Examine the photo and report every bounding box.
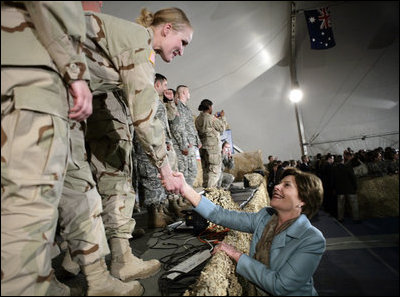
[170,100,201,151]
[83,12,167,169]
[195,112,227,151]
[1,1,90,117]
[155,97,172,145]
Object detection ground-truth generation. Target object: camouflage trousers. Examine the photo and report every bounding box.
[167,145,179,172]
[174,145,198,187]
[136,156,167,208]
[199,148,222,188]
[86,91,136,240]
[1,68,108,296]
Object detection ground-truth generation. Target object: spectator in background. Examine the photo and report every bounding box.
[217,141,235,189]
[195,99,227,188]
[320,153,336,216]
[289,159,297,168]
[267,160,279,198]
[299,155,311,172]
[383,147,399,175]
[266,155,276,174]
[332,155,360,223]
[170,85,202,187]
[277,160,290,181]
[367,150,386,176]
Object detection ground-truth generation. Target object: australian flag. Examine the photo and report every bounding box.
[304,7,336,50]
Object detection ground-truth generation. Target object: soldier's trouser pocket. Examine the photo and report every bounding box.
[1,108,68,295]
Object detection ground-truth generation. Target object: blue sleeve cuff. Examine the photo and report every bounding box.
[194,195,216,220]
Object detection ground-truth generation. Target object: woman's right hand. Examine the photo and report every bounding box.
[212,242,242,262]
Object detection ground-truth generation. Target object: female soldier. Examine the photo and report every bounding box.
[195,99,227,188]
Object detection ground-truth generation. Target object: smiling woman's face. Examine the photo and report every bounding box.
[270,175,303,213]
[158,24,193,63]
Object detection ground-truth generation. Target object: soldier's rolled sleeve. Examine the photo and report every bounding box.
[212,116,227,132]
[24,2,90,83]
[117,48,168,169]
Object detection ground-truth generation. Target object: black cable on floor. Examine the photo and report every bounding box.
[158,262,208,296]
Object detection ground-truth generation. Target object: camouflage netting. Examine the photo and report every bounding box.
[193,159,203,188]
[184,173,269,296]
[193,150,267,188]
[227,150,266,182]
[356,174,399,219]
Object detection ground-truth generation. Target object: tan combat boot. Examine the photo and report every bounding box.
[147,204,175,228]
[168,194,193,218]
[82,258,143,296]
[110,238,161,281]
[48,273,70,296]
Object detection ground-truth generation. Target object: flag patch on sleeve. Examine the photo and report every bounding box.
[149,50,156,65]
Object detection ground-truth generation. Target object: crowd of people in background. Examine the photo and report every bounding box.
[265,146,399,223]
[1,1,398,296]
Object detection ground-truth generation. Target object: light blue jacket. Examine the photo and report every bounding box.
[195,196,326,296]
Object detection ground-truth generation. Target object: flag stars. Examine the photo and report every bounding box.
[304,7,335,49]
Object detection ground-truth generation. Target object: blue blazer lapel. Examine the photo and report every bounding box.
[271,214,310,249]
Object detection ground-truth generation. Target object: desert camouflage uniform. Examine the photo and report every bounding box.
[1,2,108,295]
[170,100,201,186]
[134,96,176,207]
[85,90,136,239]
[83,12,168,237]
[195,112,227,188]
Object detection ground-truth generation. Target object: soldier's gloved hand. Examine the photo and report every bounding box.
[68,80,93,121]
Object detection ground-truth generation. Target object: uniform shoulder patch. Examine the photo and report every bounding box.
[149,50,156,65]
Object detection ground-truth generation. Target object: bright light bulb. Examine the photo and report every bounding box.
[289,89,303,103]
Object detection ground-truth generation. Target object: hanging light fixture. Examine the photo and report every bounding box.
[289,88,303,103]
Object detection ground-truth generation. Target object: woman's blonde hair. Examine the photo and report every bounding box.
[135,7,192,32]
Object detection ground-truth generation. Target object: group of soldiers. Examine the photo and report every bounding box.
[1,1,193,296]
[133,75,202,228]
[1,1,235,296]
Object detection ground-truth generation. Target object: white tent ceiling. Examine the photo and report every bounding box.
[102,1,399,162]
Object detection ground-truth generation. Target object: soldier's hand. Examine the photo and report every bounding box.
[182,149,189,156]
[159,163,184,194]
[163,89,174,101]
[68,80,93,121]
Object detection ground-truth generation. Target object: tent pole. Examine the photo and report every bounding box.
[290,1,307,157]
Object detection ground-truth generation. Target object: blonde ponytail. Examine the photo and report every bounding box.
[135,8,154,28]
[135,7,192,31]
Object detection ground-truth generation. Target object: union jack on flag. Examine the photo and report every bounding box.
[304,7,336,50]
